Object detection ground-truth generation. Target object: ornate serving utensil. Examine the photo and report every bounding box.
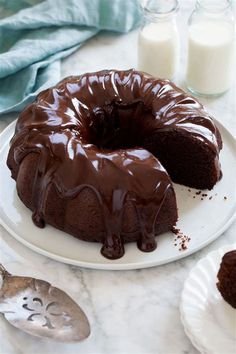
[0,264,90,342]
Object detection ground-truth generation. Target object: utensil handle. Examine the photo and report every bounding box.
[0,264,11,278]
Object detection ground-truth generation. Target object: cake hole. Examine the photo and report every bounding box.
[88,100,152,150]
[87,98,219,190]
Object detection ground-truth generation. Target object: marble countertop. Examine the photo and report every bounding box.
[0,2,236,353]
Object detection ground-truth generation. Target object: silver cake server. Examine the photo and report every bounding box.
[0,264,90,342]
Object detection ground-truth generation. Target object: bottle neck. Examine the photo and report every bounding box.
[189,0,234,26]
[196,0,232,13]
[141,0,179,22]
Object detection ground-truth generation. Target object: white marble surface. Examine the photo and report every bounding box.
[0,2,236,353]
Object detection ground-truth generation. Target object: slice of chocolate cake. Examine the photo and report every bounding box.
[217,250,236,309]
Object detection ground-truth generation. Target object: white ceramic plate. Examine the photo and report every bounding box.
[180,243,236,354]
[0,120,236,270]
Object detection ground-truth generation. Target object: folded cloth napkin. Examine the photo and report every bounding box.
[0,0,141,114]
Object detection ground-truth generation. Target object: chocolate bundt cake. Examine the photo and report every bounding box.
[217,250,236,309]
[7,69,222,259]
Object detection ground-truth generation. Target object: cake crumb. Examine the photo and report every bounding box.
[172,227,180,235]
[224,196,227,200]
[202,193,208,197]
[180,243,187,251]
[193,196,196,199]
[171,227,191,251]
[196,191,201,195]
[209,196,212,200]
[201,198,204,200]
[188,189,191,192]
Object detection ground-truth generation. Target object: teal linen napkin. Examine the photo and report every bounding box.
[0,0,141,114]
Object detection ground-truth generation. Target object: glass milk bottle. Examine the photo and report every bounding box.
[186,0,235,96]
[138,0,180,80]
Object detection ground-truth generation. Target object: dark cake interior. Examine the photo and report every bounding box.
[217,250,236,309]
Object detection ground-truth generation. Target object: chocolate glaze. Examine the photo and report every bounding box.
[7,69,222,259]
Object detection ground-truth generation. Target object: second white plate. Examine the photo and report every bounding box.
[0,119,236,270]
[180,243,236,354]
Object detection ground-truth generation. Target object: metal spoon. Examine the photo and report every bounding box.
[0,264,90,342]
